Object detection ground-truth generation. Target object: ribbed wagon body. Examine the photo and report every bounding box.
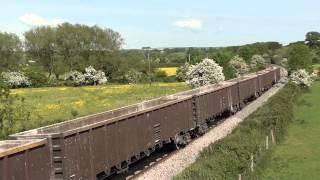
[10,92,197,179]
[0,139,51,180]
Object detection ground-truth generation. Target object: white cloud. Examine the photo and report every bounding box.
[174,18,202,30]
[19,13,62,27]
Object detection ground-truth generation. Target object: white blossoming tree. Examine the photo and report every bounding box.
[1,72,32,88]
[124,69,142,84]
[84,66,108,85]
[290,69,316,87]
[176,63,190,81]
[64,66,107,86]
[64,71,86,86]
[229,55,249,77]
[185,58,225,88]
[250,54,266,71]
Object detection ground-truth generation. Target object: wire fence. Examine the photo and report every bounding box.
[238,128,276,180]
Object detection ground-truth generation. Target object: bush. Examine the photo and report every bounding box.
[186,58,225,88]
[250,54,266,71]
[229,55,249,77]
[0,79,31,139]
[83,66,108,85]
[154,70,167,81]
[176,63,190,82]
[1,71,32,88]
[63,70,86,86]
[290,69,316,87]
[63,66,108,86]
[124,69,143,84]
[21,66,48,87]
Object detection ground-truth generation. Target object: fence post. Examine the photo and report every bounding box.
[238,174,242,180]
[250,153,254,172]
[271,129,275,144]
[266,135,269,150]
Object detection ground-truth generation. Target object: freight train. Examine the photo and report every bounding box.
[0,66,281,180]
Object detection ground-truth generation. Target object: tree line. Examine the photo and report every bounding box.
[0,23,319,87]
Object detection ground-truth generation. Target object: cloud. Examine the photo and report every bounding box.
[174,18,202,30]
[19,13,62,27]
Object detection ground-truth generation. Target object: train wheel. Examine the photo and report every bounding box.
[197,123,208,136]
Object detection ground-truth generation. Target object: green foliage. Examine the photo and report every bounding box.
[176,63,190,81]
[20,65,48,87]
[0,32,23,70]
[124,69,143,83]
[305,31,320,48]
[0,79,31,139]
[288,44,312,72]
[257,82,320,179]
[237,46,255,63]
[70,109,79,117]
[250,54,267,71]
[211,51,236,79]
[24,23,124,78]
[176,84,302,180]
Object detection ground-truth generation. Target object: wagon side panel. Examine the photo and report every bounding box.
[63,134,81,179]
[0,142,51,180]
[90,125,108,175]
[28,145,51,180]
[6,152,25,180]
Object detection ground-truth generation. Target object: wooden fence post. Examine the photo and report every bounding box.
[250,153,254,172]
[266,135,269,150]
[238,174,242,180]
[271,129,275,144]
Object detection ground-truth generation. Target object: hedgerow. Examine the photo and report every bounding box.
[175,84,303,179]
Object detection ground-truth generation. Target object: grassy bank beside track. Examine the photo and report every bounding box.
[175,83,303,180]
[5,83,188,138]
[257,81,320,179]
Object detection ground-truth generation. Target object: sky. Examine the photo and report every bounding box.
[1,0,320,49]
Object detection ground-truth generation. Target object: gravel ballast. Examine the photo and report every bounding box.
[134,83,285,180]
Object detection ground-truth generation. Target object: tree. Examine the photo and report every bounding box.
[305,31,320,48]
[55,23,123,71]
[185,58,225,88]
[290,69,316,87]
[288,44,312,72]
[24,26,57,78]
[176,63,190,81]
[237,46,255,63]
[0,78,30,138]
[1,71,32,88]
[250,54,266,71]
[25,23,124,78]
[124,69,143,84]
[210,51,236,79]
[0,32,23,70]
[229,55,249,77]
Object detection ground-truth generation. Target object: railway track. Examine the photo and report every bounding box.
[108,144,177,180]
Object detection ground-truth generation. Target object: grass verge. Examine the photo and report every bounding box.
[257,81,320,179]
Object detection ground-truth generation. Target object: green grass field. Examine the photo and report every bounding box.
[259,81,320,179]
[11,82,189,130]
